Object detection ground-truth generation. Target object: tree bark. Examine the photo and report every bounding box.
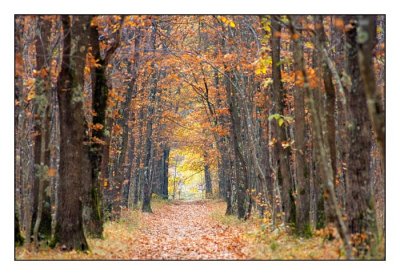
[54,15,90,251]
[345,17,378,255]
[270,16,295,224]
[289,16,310,235]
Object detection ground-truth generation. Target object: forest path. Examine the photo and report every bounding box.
[126,200,249,260]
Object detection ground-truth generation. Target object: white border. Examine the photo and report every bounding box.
[1,1,398,274]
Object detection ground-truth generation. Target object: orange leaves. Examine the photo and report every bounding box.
[294,68,319,89]
[215,107,230,116]
[294,70,305,87]
[15,53,24,77]
[291,32,300,40]
[88,122,104,132]
[47,167,57,177]
[334,18,345,30]
[307,68,319,89]
[223,53,237,63]
[92,136,106,145]
[112,124,123,136]
[86,50,101,70]
[212,125,229,137]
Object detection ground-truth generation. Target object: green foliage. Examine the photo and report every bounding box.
[270,240,278,251]
[268,113,294,127]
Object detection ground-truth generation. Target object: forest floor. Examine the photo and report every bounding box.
[16,200,370,260]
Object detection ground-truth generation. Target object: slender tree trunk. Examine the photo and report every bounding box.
[289,15,310,236]
[204,162,213,197]
[142,20,158,213]
[271,16,294,224]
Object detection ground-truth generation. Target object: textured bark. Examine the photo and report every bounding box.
[225,72,250,220]
[289,16,310,235]
[315,16,337,181]
[301,43,353,259]
[271,16,294,223]
[81,18,109,237]
[15,210,24,246]
[345,17,378,249]
[357,15,385,164]
[54,16,89,251]
[114,27,142,211]
[142,20,158,213]
[33,16,52,247]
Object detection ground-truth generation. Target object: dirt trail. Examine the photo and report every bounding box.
[127,200,249,260]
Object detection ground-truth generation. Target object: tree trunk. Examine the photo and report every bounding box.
[204,163,213,197]
[270,16,294,224]
[54,15,90,251]
[33,16,52,247]
[357,15,385,165]
[345,17,378,255]
[142,20,158,213]
[289,15,310,236]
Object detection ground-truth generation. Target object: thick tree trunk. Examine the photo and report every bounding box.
[225,72,250,220]
[345,17,378,255]
[54,16,90,251]
[315,15,337,183]
[357,15,385,165]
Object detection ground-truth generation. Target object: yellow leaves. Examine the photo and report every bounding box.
[255,65,267,75]
[255,56,272,75]
[304,41,314,49]
[103,179,108,188]
[261,78,273,88]
[90,16,99,27]
[268,137,277,147]
[27,90,36,101]
[84,65,91,75]
[281,140,294,149]
[278,117,284,127]
[218,16,236,28]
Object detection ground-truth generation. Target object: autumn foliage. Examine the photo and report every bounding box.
[15,15,385,260]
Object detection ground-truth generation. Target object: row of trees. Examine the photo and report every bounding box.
[15,15,385,259]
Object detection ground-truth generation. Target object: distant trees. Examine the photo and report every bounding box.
[15,15,385,259]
